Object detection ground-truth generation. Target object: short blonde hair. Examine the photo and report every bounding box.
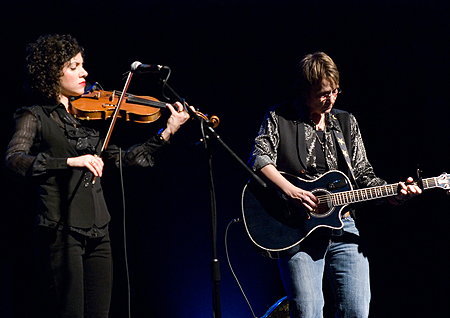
[296,52,339,95]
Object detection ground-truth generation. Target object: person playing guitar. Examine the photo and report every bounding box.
[247,52,422,318]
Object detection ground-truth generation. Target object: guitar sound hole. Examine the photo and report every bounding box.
[310,190,332,218]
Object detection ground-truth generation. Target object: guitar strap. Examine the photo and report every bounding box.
[331,115,358,189]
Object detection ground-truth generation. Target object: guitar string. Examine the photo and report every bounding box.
[306,176,441,205]
[314,131,383,205]
[313,185,399,204]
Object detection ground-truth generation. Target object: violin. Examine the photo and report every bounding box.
[74,78,219,185]
[70,89,164,123]
[70,89,219,128]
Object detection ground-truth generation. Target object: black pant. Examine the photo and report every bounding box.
[36,227,113,318]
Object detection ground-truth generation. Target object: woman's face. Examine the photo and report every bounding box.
[305,79,338,116]
[59,52,88,105]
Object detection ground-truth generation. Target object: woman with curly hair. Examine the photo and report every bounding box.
[5,34,190,318]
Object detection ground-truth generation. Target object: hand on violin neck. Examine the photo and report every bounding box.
[163,102,191,140]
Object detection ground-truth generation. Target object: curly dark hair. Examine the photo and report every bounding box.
[25,34,84,104]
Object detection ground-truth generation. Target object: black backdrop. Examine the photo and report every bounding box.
[1,0,450,317]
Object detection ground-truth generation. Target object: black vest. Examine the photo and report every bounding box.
[32,105,110,228]
[275,102,352,180]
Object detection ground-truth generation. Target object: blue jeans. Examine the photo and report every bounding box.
[278,216,370,318]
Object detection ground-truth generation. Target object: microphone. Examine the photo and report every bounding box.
[131,61,165,74]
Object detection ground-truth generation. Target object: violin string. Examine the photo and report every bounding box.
[111,90,167,108]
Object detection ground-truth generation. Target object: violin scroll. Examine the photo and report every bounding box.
[195,111,220,128]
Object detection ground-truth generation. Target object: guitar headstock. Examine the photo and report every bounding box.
[436,172,450,190]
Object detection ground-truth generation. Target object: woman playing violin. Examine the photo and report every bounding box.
[4,34,190,318]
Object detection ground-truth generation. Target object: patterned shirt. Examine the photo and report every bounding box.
[249,101,386,189]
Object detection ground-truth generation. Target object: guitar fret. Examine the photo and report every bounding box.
[328,173,448,209]
[422,177,435,189]
[338,194,343,205]
[386,185,394,196]
[335,184,401,206]
[386,186,391,195]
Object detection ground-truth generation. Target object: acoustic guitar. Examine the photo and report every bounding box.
[241,170,449,258]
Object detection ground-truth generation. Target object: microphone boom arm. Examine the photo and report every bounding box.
[160,79,266,188]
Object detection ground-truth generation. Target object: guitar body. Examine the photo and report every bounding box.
[241,170,352,258]
[242,169,449,258]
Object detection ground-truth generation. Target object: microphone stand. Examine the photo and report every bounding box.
[160,80,266,318]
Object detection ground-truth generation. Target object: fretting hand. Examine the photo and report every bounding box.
[393,177,422,202]
[158,101,192,141]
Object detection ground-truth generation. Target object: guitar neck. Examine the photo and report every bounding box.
[332,177,438,206]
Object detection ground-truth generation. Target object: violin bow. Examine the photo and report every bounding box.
[92,71,134,184]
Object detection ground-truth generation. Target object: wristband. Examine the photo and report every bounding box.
[157,128,165,142]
